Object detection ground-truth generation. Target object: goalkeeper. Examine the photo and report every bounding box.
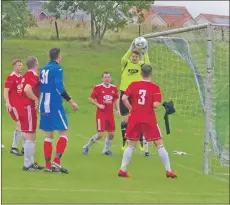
[119,41,150,156]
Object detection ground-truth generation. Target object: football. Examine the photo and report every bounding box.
[134,37,148,49]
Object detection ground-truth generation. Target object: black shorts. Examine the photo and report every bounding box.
[119,91,131,116]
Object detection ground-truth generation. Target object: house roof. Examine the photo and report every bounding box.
[196,13,229,24]
[143,5,194,26]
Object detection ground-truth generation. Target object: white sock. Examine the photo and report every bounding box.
[103,137,113,153]
[143,136,149,153]
[12,131,20,148]
[86,136,99,148]
[120,145,134,172]
[20,132,25,148]
[24,140,34,167]
[31,141,35,164]
[157,145,171,172]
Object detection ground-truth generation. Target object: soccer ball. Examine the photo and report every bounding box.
[134,37,148,49]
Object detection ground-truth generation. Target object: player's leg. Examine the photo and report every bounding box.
[102,118,115,156]
[39,112,56,172]
[21,106,41,171]
[82,132,104,155]
[16,120,25,155]
[83,116,105,155]
[102,132,114,155]
[146,124,177,178]
[119,91,129,150]
[139,134,149,156]
[118,123,140,177]
[9,108,23,156]
[51,107,69,173]
[143,135,149,157]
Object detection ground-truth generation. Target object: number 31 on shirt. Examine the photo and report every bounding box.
[40,70,49,84]
[138,89,146,105]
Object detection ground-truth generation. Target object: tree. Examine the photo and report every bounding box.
[2,0,36,38]
[45,1,152,44]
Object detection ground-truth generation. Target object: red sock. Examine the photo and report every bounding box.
[44,139,53,168]
[53,136,68,165]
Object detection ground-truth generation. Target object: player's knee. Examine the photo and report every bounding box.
[16,121,21,132]
[45,131,54,139]
[58,130,68,137]
[154,139,164,148]
[24,132,35,141]
[96,132,104,139]
[121,115,128,123]
[128,140,137,148]
[108,132,115,139]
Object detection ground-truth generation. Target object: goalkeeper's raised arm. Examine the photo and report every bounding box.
[119,39,150,154]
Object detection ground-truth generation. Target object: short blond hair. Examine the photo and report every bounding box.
[26,56,38,69]
[12,59,22,67]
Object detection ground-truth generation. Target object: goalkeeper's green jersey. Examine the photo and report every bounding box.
[119,50,150,91]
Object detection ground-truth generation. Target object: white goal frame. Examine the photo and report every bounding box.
[142,23,229,175]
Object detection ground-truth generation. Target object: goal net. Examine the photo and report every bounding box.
[141,24,229,176]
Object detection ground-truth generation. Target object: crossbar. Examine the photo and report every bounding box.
[142,23,209,38]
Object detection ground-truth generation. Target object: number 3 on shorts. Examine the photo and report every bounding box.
[138,89,146,105]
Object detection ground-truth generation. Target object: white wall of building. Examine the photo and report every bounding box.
[195,15,210,24]
[151,15,167,26]
[183,18,197,27]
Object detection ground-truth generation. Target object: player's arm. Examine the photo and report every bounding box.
[24,77,39,107]
[113,89,120,114]
[55,68,79,110]
[142,44,150,65]
[153,85,162,109]
[4,77,13,111]
[89,88,104,109]
[121,41,135,69]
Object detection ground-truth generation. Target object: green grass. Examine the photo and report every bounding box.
[1,39,229,204]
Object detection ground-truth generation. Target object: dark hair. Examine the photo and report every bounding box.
[12,59,22,67]
[49,47,60,61]
[141,64,152,77]
[131,49,140,56]
[102,71,111,77]
[26,56,38,69]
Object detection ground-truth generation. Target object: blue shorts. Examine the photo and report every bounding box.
[39,106,68,131]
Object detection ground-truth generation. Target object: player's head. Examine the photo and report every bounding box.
[26,56,39,72]
[130,49,140,64]
[102,72,112,85]
[12,59,23,74]
[49,47,61,63]
[141,64,152,79]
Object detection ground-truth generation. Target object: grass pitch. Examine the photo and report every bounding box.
[1,40,229,204]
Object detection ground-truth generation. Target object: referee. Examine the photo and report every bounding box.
[119,41,150,156]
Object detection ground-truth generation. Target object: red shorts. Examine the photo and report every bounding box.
[9,107,20,122]
[96,115,115,132]
[125,123,162,142]
[19,105,37,133]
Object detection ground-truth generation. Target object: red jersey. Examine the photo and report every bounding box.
[124,80,162,125]
[21,70,40,107]
[90,83,119,115]
[4,72,23,109]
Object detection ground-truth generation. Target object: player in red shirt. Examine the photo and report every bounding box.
[118,64,177,178]
[82,72,119,155]
[4,59,24,156]
[20,56,43,171]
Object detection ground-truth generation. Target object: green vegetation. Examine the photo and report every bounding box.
[2,40,229,204]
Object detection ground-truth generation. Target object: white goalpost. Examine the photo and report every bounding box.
[141,23,229,176]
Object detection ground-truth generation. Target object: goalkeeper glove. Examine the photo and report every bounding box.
[142,42,148,55]
[129,40,135,51]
